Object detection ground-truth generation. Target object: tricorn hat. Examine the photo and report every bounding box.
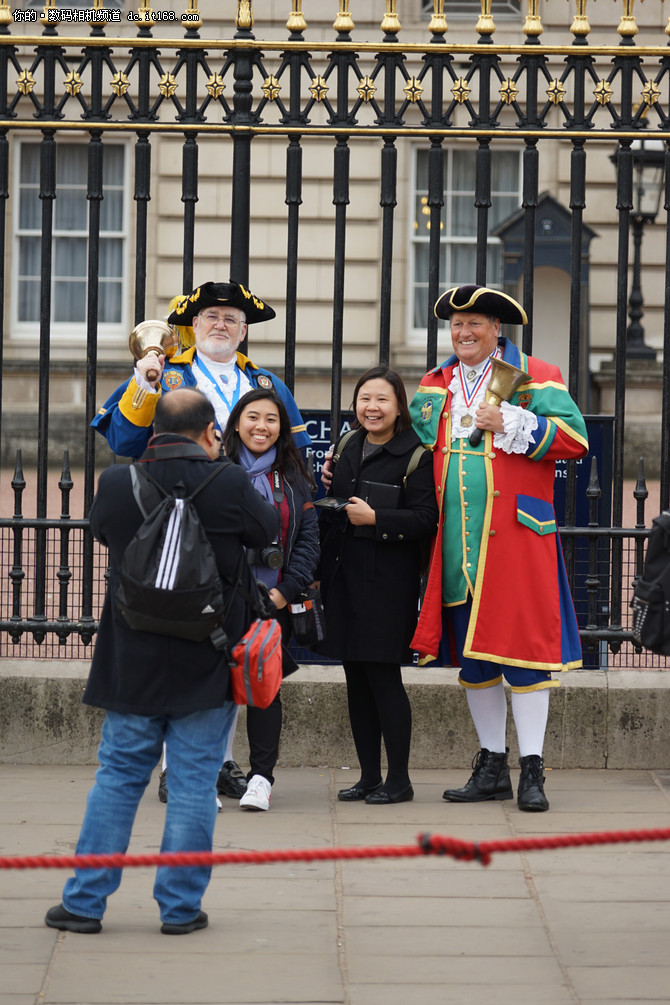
[434,285,527,326]
[166,280,276,326]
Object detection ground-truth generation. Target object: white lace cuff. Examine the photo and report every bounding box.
[133,367,160,393]
[494,401,538,454]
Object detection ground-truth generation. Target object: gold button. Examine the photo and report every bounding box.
[489,529,496,536]
[492,490,500,497]
[466,547,471,552]
[465,516,469,522]
[465,531,470,537]
[443,412,449,419]
[437,486,441,493]
[466,563,471,568]
[489,452,496,459]
[463,501,468,507]
[462,486,467,492]
[442,446,448,454]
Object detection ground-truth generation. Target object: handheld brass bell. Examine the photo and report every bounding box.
[128,320,179,383]
[469,357,531,447]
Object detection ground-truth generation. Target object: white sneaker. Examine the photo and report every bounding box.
[239,774,271,811]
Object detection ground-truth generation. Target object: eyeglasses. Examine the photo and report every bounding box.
[199,312,243,328]
[213,430,223,443]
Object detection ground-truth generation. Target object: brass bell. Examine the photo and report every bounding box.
[469,357,531,447]
[128,320,179,383]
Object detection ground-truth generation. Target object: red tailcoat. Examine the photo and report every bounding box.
[410,339,589,671]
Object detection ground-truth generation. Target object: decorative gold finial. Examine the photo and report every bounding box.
[286,2,306,33]
[570,0,590,37]
[183,2,202,30]
[236,0,253,30]
[334,1,354,34]
[39,0,58,25]
[381,0,401,34]
[0,3,12,25]
[476,0,495,37]
[523,0,543,37]
[428,0,448,35]
[618,0,638,37]
[137,1,155,26]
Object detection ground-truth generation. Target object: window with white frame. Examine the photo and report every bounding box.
[15,140,128,337]
[411,146,522,333]
[421,0,520,17]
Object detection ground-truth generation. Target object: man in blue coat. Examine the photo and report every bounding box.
[92,280,311,458]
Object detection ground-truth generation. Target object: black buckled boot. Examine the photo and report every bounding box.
[443,748,513,802]
[517,754,549,812]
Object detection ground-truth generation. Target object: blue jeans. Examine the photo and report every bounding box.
[62,703,237,925]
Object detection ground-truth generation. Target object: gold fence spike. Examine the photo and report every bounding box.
[286,1,307,33]
[236,0,254,31]
[183,3,202,30]
[334,1,354,34]
[523,0,543,37]
[428,0,447,34]
[476,0,495,37]
[381,0,401,34]
[618,0,638,37]
[570,0,590,37]
[0,3,12,26]
[137,1,155,26]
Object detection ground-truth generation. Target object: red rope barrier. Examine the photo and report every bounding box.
[1,826,669,872]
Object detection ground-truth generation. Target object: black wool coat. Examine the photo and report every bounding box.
[84,435,280,716]
[318,426,438,664]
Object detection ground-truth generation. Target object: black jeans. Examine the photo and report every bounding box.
[342,660,412,793]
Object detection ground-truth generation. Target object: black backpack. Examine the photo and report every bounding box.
[115,461,228,646]
[630,510,670,654]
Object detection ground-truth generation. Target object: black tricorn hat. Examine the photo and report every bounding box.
[166,281,276,326]
[434,285,527,326]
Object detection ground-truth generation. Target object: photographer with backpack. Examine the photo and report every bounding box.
[45,388,279,937]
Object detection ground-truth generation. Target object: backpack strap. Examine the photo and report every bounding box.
[187,461,228,502]
[402,445,430,489]
[332,429,357,464]
[129,464,167,519]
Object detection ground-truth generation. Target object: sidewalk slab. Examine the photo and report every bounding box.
[0,765,669,1005]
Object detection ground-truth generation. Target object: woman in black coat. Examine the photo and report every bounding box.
[318,366,438,804]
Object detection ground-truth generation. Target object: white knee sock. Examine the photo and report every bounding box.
[465,682,507,753]
[511,689,550,758]
[222,705,241,763]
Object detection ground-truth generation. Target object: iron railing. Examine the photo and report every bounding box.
[0,1,668,667]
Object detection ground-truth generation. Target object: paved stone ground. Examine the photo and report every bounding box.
[1,764,670,1005]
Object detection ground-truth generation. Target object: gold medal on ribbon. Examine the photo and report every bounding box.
[461,414,473,428]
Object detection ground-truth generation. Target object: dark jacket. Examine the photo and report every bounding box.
[84,435,280,716]
[272,471,320,605]
[318,426,438,664]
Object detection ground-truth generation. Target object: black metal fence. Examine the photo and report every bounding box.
[0,3,669,667]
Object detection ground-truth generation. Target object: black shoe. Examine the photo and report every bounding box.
[337,780,382,802]
[517,754,549,812]
[443,748,514,803]
[365,784,414,805]
[161,910,209,935]
[158,770,168,804]
[45,904,102,934]
[217,761,248,799]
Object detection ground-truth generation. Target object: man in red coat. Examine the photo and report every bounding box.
[409,285,588,812]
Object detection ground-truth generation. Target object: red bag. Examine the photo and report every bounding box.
[229,618,283,708]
